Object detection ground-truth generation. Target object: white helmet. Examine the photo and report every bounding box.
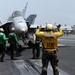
[0,28,4,32]
[11,27,15,30]
[11,27,15,32]
[45,23,54,31]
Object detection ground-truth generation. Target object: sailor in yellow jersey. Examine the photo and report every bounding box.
[35,24,64,75]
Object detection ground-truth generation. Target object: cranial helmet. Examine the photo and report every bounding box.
[45,23,54,31]
[11,27,15,32]
[0,28,4,32]
[11,27,15,30]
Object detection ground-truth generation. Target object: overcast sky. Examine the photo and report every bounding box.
[0,0,75,27]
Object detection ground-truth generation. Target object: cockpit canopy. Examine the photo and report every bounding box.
[12,11,22,18]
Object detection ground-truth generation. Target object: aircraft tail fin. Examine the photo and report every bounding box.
[22,2,28,18]
[26,14,37,25]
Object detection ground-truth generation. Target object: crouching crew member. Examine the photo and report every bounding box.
[8,27,19,60]
[35,23,64,75]
[0,28,8,62]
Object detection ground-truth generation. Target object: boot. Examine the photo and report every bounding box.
[1,58,4,62]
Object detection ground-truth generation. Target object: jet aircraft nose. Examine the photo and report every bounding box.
[20,28,26,32]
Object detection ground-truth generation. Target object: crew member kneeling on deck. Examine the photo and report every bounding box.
[0,28,8,62]
[35,23,64,75]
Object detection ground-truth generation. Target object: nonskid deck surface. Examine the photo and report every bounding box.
[0,58,70,75]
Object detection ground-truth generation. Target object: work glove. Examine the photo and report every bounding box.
[37,26,41,30]
[57,24,61,31]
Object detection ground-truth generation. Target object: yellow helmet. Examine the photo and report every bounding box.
[45,23,54,31]
[0,28,4,32]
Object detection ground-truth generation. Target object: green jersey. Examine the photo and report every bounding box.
[8,32,19,44]
[0,32,8,45]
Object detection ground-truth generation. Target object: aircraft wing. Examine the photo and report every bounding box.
[26,14,37,25]
[0,22,13,36]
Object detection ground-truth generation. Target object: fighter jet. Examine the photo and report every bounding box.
[0,2,37,46]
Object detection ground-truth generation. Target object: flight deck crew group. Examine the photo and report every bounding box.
[0,23,64,75]
[0,27,19,62]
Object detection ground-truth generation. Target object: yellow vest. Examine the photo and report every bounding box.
[42,33,57,52]
[35,28,64,52]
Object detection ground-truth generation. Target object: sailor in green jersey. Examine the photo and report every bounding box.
[8,27,19,60]
[0,28,8,62]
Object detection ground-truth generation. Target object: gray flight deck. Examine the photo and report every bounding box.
[0,58,70,75]
[0,34,75,75]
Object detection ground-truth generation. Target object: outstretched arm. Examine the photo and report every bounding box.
[54,25,64,37]
[35,26,44,38]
